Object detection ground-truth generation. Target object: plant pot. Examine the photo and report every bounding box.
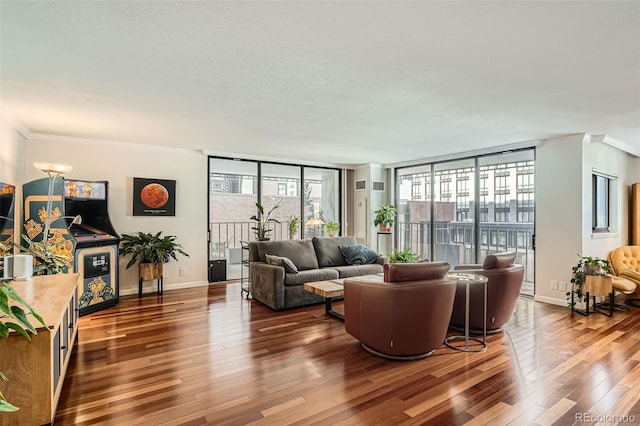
[585,265,601,276]
[379,224,391,233]
[139,262,163,280]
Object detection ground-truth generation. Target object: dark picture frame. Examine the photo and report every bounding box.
[133,177,176,216]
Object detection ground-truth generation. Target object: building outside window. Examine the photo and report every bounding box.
[593,173,612,232]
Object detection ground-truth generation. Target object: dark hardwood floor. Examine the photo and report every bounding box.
[55,282,640,425]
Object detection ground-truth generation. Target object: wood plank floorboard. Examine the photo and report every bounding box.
[53,282,640,425]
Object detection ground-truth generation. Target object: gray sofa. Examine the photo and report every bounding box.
[249,236,387,310]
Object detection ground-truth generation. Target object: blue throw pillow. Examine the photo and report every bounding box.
[339,244,380,265]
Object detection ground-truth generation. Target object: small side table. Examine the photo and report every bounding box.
[444,272,488,353]
[571,275,613,317]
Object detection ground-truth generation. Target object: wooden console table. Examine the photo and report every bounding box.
[0,274,79,426]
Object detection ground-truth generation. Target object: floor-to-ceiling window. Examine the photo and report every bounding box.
[396,148,535,296]
[208,157,341,280]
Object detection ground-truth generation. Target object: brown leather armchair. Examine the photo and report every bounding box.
[451,252,524,334]
[343,261,456,360]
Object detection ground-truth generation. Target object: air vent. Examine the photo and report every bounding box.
[372,181,385,191]
[355,180,366,191]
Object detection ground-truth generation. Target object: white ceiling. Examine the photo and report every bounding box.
[1,1,639,165]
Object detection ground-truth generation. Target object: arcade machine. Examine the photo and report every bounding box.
[64,179,120,315]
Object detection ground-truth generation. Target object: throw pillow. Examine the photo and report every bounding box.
[265,254,299,274]
[339,244,380,265]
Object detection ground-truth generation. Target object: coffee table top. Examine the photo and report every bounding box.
[304,274,383,298]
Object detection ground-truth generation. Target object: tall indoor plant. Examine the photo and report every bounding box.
[374,205,397,232]
[250,200,281,241]
[119,231,189,280]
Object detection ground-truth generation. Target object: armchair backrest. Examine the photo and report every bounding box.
[608,246,640,275]
[451,251,524,332]
[344,262,455,359]
[383,261,449,282]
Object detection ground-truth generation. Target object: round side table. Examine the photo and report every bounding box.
[445,272,489,352]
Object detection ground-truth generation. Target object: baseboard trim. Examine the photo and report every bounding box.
[120,280,209,296]
[533,295,569,307]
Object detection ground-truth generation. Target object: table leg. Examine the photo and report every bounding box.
[324,297,344,320]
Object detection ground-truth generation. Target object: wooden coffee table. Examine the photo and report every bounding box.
[304,274,383,320]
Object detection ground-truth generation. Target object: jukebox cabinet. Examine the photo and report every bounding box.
[64,180,120,316]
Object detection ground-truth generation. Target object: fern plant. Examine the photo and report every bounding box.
[387,247,420,263]
[119,231,189,268]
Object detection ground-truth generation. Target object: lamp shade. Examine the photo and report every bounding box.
[306,218,325,226]
[33,162,73,175]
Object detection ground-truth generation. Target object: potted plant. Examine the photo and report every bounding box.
[0,282,46,412]
[374,205,397,232]
[567,254,611,307]
[250,200,281,241]
[288,215,300,240]
[387,247,420,263]
[119,231,189,280]
[19,234,72,275]
[324,221,340,237]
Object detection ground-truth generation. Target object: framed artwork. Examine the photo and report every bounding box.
[133,178,176,216]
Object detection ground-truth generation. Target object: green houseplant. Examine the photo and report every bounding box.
[119,231,189,280]
[567,254,611,307]
[387,247,420,263]
[288,215,300,240]
[19,234,72,275]
[374,205,397,232]
[0,282,46,412]
[324,221,340,237]
[250,200,281,241]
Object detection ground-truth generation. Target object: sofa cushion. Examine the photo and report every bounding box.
[339,244,381,265]
[312,236,357,267]
[284,268,339,286]
[482,252,516,269]
[265,254,298,274]
[256,240,319,271]
[332,264,384,278]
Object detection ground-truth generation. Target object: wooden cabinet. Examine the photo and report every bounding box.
[0,274,79,426]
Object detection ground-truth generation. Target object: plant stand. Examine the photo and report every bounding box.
[139,263,164,296]
[571,276,613,317]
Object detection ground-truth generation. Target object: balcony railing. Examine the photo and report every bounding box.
[397,221,535,295]
[210,220,536,295]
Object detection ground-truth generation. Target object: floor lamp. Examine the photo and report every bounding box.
[33,162,72,252]
[306,218,325,238]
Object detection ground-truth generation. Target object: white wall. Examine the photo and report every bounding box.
[535,133,640,306]
[0,108,27,248]
[25,135,208,295]
[352,163,389,250]
[535,134,584,305]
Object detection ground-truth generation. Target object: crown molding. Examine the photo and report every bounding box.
[590,134,639,158]
[28,133,203,155]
